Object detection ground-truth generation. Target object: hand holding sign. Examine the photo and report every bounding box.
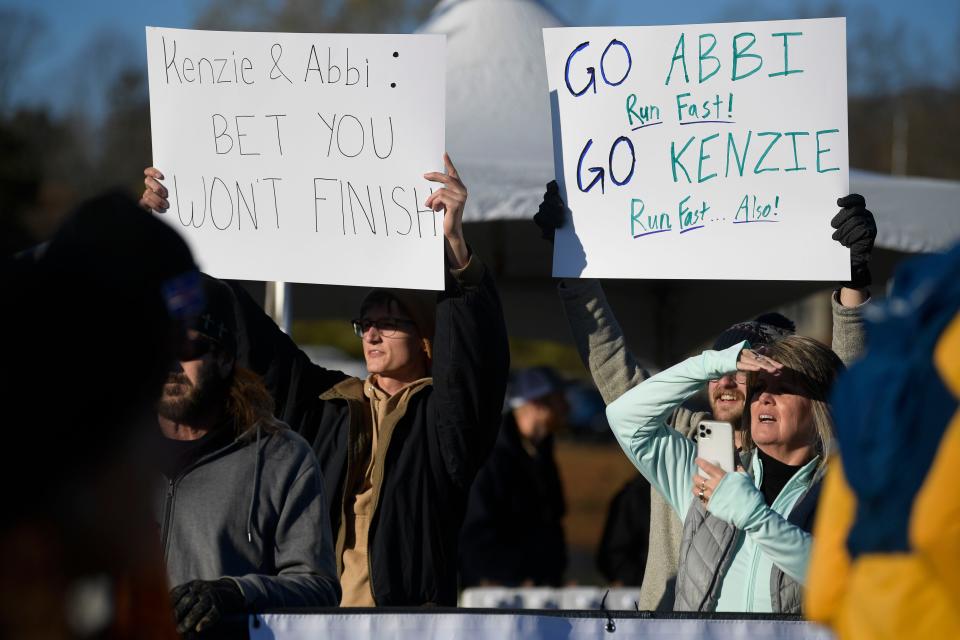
[532,180,566,245]
[424,153,469,268]
[831,194,876,289]
[141,167,169,212]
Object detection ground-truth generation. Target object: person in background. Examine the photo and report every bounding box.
[596,473,651,587]
[158,276,340,636]
[459,367,569,588]
[807,243,960,639]
[141,154,511,607]
[534,185,875,610]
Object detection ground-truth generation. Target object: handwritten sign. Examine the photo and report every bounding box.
[146,27,446,289]
[543,18,850,280]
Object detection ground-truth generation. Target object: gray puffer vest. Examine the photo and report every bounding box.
[672,451,823,613]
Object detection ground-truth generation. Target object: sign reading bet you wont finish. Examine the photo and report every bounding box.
[146,27,446,289]
[543,18,851,280]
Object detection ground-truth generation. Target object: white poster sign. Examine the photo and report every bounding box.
[147,27,446,289]
[543,18,850,280]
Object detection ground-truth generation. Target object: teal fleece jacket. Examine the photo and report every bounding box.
[605,342,816,612]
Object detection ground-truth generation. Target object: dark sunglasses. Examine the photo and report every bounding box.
[352,317,417,338]
[177,334,217,361]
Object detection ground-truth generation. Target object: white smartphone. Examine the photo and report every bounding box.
[696,420,736,478]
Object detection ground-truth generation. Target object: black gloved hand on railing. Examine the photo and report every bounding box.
[170,578,246,636]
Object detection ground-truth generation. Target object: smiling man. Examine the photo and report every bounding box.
[705,313,797,447]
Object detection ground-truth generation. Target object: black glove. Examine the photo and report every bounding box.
[831,194,877,289]
[532,180,566,244]
[170,579,246,636]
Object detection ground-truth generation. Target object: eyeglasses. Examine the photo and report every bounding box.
[352,317,417,338]
[711,372,748,384]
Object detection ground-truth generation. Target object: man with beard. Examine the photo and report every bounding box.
[701,312,798,448]
[534,184,875,610]
[157,276,340,636]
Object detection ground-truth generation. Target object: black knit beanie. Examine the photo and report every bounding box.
[712,312,796,351]
[195,275,238,355]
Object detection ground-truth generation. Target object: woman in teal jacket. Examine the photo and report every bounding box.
[605,336,843,613]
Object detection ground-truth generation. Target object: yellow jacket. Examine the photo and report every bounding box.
[806,313,960,638]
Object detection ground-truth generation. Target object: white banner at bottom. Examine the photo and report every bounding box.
[250,612,835,640]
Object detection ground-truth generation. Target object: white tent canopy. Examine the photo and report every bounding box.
[418,0,562,221]
[847,170,960,253]
[419,0,960,253]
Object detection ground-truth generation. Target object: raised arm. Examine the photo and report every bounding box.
[832,290,868,367]
[425,155,511,489]
[605,342,747,518]
[830,194,877,366]
[534,180,649,402]
[558,279,650,403]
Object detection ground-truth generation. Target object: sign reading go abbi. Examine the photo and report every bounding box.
[146,27,446,289]
[543,18,851,280]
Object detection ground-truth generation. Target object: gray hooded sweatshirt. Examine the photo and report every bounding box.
[157,424,341,610]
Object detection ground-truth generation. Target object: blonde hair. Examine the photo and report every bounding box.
[741,335,845,464]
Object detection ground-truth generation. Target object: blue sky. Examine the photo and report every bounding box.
[6,0,958,113]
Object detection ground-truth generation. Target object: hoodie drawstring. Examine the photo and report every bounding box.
[247,424,262,543]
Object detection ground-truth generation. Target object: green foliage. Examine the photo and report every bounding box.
[508,337,589,379]
[849,89,960,179]
[292,319,364,358]
[290,319,590,379]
